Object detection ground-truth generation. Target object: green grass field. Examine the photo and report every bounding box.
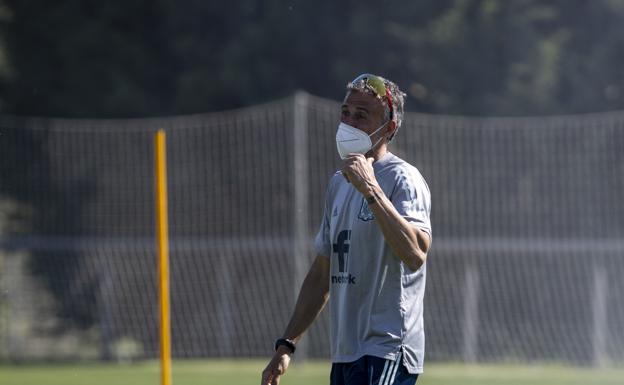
[1,360,623,385]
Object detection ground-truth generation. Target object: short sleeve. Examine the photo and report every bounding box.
[391,168,432,237]
[314,189,332,257]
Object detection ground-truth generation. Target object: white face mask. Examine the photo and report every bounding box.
[335,121,387,159]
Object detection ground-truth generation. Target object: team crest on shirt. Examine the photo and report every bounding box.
[358,198,375,221]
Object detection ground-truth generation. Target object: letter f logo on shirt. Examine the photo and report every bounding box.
[332,230,351,273]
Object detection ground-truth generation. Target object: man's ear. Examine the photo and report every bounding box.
[386,120,397,140]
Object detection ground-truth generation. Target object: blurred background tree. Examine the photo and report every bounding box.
[2,0,624,118]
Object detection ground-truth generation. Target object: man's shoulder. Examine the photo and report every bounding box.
[377,153,425,182]
[328,170,346,186]
[324,171,348,197]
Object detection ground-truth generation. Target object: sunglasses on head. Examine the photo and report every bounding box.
[349,73,394,119]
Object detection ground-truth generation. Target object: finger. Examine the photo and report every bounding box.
[367,157,374,165]
[342,156,356,166]
[263,369,280,385]
[262,366,278,385]
[346,153,364,161]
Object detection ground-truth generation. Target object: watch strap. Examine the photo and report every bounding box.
[274,338,296,353]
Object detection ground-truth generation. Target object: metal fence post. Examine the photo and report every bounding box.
[463,262,480,363]
[292,91,310,360]
[591,263,608,367]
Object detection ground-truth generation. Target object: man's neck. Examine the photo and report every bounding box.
[367,145,388,162]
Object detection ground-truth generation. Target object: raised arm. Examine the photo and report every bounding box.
[341,155,430,271]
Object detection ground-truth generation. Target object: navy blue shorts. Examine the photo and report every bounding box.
[330,352,418,385]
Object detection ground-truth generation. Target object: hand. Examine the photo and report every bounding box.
[341,154,379,195]
[261,348,292,385]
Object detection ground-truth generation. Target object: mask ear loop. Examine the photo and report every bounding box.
[368,120,390,152]
[366,86,394,151]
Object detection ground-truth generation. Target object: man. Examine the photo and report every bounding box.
[261,74,432,385]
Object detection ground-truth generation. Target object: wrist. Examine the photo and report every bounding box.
[364,185,381,204]
[274,338,296,354]
[276,345,294,355]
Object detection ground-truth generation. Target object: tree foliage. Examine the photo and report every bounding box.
[1,0,624,117]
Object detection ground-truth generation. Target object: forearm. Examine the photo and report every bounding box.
[281,255,330,343]
[364,184,430,271]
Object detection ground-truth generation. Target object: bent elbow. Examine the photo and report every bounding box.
[405,250,427,272]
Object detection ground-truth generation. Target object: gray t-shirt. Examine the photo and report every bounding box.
[314,152,432,374]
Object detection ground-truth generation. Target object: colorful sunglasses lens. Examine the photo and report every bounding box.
[351,74,387,98]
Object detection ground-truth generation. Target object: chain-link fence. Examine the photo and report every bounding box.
[1,93,623,365]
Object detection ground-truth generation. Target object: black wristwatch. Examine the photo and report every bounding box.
[274,338,296,353]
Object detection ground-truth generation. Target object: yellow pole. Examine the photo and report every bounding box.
[155,129,172,385]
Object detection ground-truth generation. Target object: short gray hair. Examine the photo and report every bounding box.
[346,74,406,141]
